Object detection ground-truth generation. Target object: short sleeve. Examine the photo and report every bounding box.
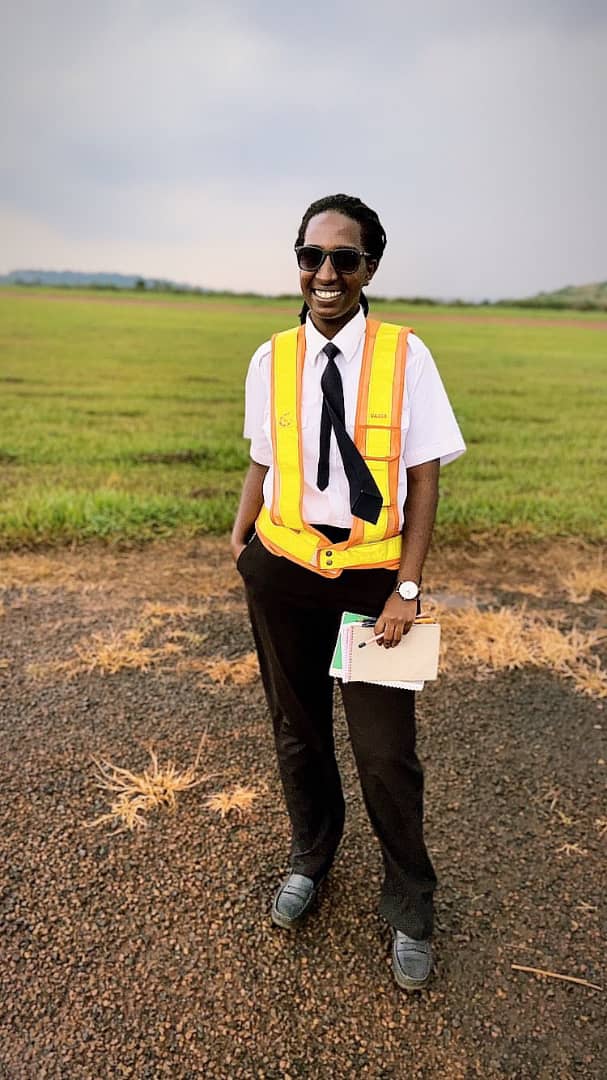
[243,341,273,466]
[403,335,466,468]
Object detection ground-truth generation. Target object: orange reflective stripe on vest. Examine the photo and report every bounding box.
[256,319,410,578]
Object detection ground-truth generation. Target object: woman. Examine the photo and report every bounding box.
[230,194,465,990]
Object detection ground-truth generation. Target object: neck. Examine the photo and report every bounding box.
[308,304,361,340]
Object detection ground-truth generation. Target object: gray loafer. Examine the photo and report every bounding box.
[391,929,433,990]
[271,873,320,929]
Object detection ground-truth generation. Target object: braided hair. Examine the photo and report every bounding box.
[295,194,387,324]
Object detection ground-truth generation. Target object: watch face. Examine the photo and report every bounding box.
[398,580,419,601]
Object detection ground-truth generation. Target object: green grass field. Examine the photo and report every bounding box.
[1,288,605,548]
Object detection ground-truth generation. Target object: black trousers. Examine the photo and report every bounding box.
[237,533,436,939]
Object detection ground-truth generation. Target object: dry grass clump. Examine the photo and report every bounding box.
[86,738,211,833]
[141,601,207,624]
[204,784,260,819]
[560,554,607,604]
[86,738,262,833]
[75,627,183,675]
[555,842,588,858]
[0,553,87,591]
[26,613,193,678]
[428,539,607,608]
[540,787,577,828]
[26,657,81,680]
[570,658,607,699]
[440,607,533,671]
[166,629,208,647]
[204,652,259,687]
[439,604,607,697]
[0,541,238,598]
[531,620,606,673]
[73,601,211,675]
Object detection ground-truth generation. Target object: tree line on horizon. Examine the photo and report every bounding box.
[1,270,606,311]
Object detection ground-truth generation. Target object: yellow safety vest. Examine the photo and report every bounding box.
[256,318,411,578]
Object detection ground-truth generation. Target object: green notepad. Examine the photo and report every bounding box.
[329,612,372,677]
[329,611,431,691]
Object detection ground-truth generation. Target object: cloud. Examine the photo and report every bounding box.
[1,1,605,298]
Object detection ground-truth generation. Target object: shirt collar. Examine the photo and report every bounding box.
[304,305,366,366]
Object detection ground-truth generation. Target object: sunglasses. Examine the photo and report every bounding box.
[295,245,373,274]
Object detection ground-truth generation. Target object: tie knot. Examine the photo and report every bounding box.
[323,342,340,362]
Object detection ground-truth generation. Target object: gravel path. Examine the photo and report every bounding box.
[0,542,605,1079]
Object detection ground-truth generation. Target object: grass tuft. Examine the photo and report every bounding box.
[438,603,607,697]
[204,784,260,819]
[141,601,203,623]
[75,627,182,675]
[25,600,209,681]
[86,737,211,833]
[204,652,259,686]
[595,818,607,838]
[555,842,588,857]
[560,554,607,603]
[570,658,607,699]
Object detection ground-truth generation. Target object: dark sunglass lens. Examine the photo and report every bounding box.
[297,246,323,271]
[331,249,361,274]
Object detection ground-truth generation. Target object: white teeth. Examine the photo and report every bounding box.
[314,290,341,299]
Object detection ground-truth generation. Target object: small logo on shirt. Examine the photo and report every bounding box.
[370,411,388,420]
[279,411,294,428]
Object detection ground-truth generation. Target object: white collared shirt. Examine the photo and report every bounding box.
[243,307,466,529]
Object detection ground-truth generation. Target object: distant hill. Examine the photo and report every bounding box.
[0,270,208,293]
[504,282,607,312]
[2,270,606,311]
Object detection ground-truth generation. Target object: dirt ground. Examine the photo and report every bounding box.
[0,538,605,1079]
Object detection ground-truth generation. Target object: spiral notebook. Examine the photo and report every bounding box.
[330,612,440,691]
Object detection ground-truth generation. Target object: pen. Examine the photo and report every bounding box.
[358,632,384,648]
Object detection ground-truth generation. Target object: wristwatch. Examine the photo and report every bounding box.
[395,579,420,602]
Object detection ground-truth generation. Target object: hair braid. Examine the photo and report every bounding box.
[295,194,386,324]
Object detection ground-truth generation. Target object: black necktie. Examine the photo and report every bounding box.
[316,342,383,525]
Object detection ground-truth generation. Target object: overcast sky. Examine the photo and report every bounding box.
[1,1,605,299]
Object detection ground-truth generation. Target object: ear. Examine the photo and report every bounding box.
[364,258,379,285]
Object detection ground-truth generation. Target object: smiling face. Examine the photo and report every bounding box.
[299,210,378,338]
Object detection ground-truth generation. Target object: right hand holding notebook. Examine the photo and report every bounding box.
[374,595,417,648]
